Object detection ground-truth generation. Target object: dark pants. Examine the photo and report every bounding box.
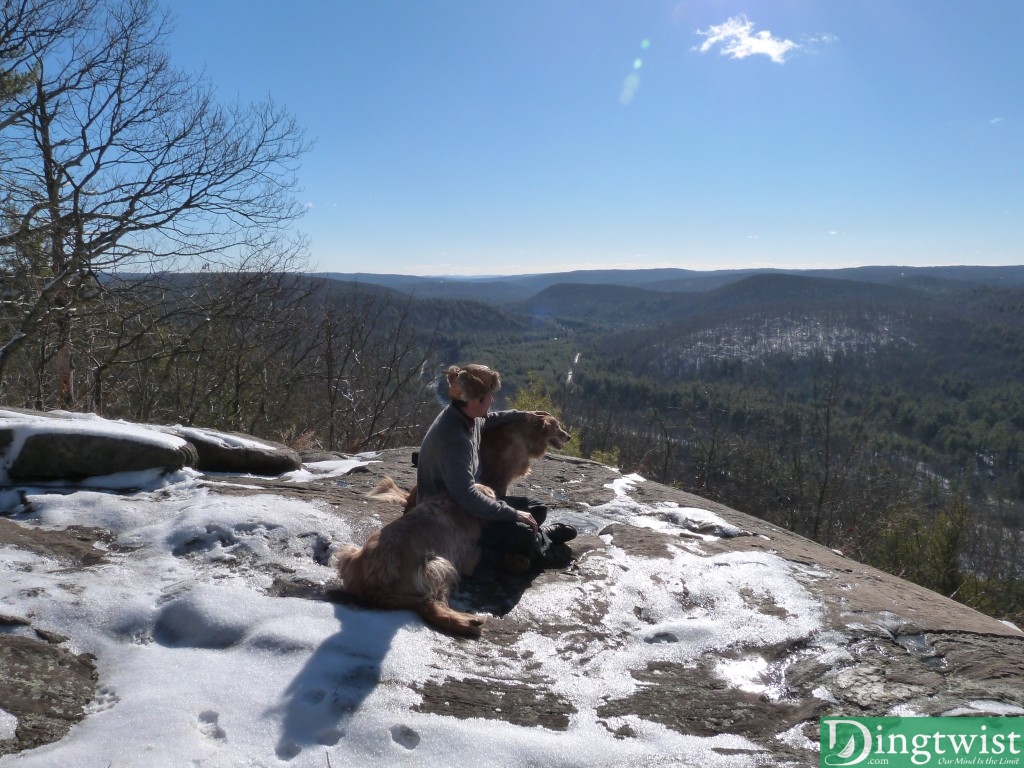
[478,495,547,562]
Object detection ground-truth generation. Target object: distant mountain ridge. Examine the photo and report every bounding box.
[315,265,1024,303]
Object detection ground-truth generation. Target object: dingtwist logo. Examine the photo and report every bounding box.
[819,717,1024,768]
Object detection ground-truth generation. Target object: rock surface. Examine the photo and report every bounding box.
[1,427,1022,765]
[0,632,97,755]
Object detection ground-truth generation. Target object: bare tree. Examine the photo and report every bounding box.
[310,286,435,452]
[1,0,90,108]
[1,0,309,404]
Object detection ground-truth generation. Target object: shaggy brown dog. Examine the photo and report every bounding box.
[368,412,571,509]
[334,485,494,637]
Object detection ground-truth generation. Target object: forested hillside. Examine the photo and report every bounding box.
[426,270,1024,622]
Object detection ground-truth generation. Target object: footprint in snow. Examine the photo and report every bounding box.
[85,685,120,714]
[197,710,227,741]
[390,724,420,749]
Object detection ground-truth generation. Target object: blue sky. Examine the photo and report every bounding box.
[164,1,1022,276]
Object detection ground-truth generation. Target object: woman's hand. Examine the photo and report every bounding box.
[515,509,540,532]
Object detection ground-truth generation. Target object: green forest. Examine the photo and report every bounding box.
[433,272,1024,624]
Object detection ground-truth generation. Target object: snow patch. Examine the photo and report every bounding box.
[166,425,283,451]
[942,700,1024,717]
[0,709,17,742]
[283,456,378,483]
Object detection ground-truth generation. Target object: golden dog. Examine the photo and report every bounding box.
[478,412,570,496]
[334,485,492,637]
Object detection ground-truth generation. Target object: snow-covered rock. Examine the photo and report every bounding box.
[0,411,196,483]
[156,424,301,476]
[0,411,301,484]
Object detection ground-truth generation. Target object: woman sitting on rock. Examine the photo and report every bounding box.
[415,363,576,573]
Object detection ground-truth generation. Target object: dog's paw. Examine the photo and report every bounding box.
[446,616,485,638]
[464,616,486,638]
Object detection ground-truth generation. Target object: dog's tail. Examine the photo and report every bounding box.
[405,554,486,637]
[415,597,485,638]
[366,475,408,504]
[367,476,417,510]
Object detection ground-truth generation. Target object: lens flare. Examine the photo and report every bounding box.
[619,72,641,105]
[620,38,651,105]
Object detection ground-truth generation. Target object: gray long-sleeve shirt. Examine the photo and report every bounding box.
[415,404,526,522]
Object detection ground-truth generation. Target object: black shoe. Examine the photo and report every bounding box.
[542,523,577,544]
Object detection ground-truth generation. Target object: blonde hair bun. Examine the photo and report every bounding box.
[446,364,501,402]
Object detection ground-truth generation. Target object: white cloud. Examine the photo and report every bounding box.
[805,33,838,46]
[802,32,838,55]
[696,15,799,64]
